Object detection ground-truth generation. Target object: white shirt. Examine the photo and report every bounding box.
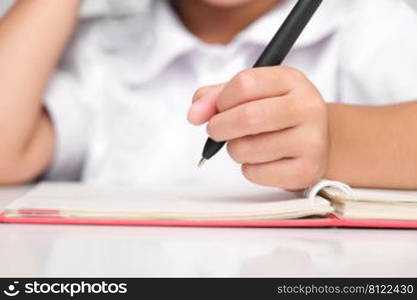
[44,0,417,186]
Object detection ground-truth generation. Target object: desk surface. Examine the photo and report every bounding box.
[1,186,417,277]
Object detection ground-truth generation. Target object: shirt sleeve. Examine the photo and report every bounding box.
[338,0,417,105]
[42,21,99,181]
[42,69,90,181]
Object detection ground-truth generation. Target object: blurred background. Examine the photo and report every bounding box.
[0,0,417,18]
[408,0,417,9]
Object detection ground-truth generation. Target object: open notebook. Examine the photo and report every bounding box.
[1,182,417,229]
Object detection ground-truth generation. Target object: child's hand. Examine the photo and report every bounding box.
[188,66,328,190]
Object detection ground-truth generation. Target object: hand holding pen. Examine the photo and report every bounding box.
[188,0,328,190]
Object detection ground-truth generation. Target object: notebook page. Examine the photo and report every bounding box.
[333,201,417,220]
[322,187,417,220]
[324,187,417,203]
[4,183,333,220]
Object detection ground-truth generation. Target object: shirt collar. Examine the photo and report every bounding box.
[142,0,197,80]
[128,0,347,85]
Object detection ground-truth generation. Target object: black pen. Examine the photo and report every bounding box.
[198,0,323,167]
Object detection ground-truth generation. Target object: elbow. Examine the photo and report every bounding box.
[0,156,41,186]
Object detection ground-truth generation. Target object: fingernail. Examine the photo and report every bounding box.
[192,90,207,103]
[192,84,223,103]
[187,101,202,125]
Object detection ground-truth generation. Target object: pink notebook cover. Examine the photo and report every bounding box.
[1,211,417,229]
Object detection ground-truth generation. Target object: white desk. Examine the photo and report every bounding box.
[1,186,417,277]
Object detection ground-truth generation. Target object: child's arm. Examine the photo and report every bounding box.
[0,0,80,184]
[188,67,417,190]
[327,102,417,189]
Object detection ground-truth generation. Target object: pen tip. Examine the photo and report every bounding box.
[197,158,207,168]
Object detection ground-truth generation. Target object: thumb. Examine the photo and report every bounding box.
[187,83,225,125]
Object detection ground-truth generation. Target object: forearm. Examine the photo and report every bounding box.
[0,0,80,183]
[0,0,80,155]
[327,102,417,189]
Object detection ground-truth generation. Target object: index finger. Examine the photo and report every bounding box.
[216,66,303,113]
